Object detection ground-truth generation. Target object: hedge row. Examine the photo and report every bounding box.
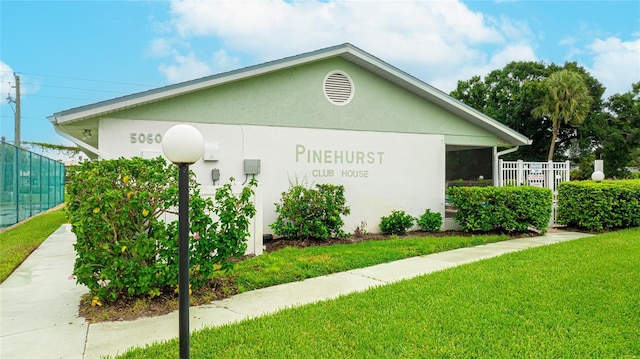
[557,180,640,231]
[447,186,552,234]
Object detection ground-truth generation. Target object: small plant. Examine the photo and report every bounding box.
[271,181,350,240]
[417,209,442,232]
[379,210,415,235]
[353,220,368,238]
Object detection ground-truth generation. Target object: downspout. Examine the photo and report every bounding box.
[53,125,103,159]
[493,146,519,186]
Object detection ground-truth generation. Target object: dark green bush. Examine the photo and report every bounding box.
[379,210,415,235]
[417,209,442,232]
[557,179,640,231]
[270,183,350,240]
[67,157,257,302]
[447,186,552,234]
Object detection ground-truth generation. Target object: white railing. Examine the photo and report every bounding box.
[499,160,570,225]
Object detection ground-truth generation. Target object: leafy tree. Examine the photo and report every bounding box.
[532,69,593,160]
[596,82,640,177]
[451,61,549,161]
[451,61,604,162]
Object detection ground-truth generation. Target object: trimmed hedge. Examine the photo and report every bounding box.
[557,180,640,231]
[447,186,552,234]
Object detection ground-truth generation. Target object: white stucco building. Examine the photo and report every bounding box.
[49,43,530,253]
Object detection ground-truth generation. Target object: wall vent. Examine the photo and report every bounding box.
[323,71,354,106]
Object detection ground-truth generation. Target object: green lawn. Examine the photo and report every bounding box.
[230,233,511,293]
[115,228,640,358]
[0,207,67,282]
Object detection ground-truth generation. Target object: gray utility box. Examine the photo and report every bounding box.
[244,159,261,175]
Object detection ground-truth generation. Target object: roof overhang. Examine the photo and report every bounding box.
[48,43,531,148]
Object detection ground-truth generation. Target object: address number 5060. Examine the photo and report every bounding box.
[130,133,162,144]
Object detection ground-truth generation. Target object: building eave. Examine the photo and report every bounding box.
[48,43,531,146]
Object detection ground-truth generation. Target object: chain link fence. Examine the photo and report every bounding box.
[1,141,65,228]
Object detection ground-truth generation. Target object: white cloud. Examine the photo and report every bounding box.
[0,62,42,106]
[148,38,175,57]
[496,15,533,43]
[149,35,216,82]
[211,49,241,72]
[587,37,640,96]
[158,52,211,83]
[153,0,540,93]
[429,43,537,92]
[490,43,537,67]
[167,0,504,59]
[1,62,15,106]
[559,36,583,60]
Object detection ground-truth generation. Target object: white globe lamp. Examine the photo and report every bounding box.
[162,124,204,164]
[591,171,605,182]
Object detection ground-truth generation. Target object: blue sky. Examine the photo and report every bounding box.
[1,0,639,152]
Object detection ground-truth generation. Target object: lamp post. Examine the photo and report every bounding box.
[162,124,204,359]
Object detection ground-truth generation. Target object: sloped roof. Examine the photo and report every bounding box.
[49,43,530,146]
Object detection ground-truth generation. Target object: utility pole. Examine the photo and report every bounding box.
[14,74,21,147]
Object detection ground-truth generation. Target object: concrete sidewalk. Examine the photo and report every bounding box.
[0,225,593,359]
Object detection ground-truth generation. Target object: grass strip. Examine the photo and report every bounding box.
[114,228,640,358]
[230,234,510,292]
[83,233,514,322]
[0,207,67,282]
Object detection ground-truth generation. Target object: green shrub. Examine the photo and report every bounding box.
[447,186,552,234]
[557,179,640,231]
[416,209,442,232]
[270,182,350,240]
[67,157,257,302]
[379,210,415,235]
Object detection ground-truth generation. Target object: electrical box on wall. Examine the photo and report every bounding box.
[203,143,219,162]
[211,168,220,182]
[244,159,261,175]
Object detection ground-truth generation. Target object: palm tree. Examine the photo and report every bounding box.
[532,70,593,161]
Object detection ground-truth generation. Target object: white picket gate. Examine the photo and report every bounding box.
[498,160,570,225]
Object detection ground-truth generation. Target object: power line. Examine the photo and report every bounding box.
[1,70,159,88]
[23,94,104,102]
[2,71,160,105]
[20,82,135,95]
[1,115,47,121]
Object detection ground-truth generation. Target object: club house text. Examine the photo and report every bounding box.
[295,144,385,178]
